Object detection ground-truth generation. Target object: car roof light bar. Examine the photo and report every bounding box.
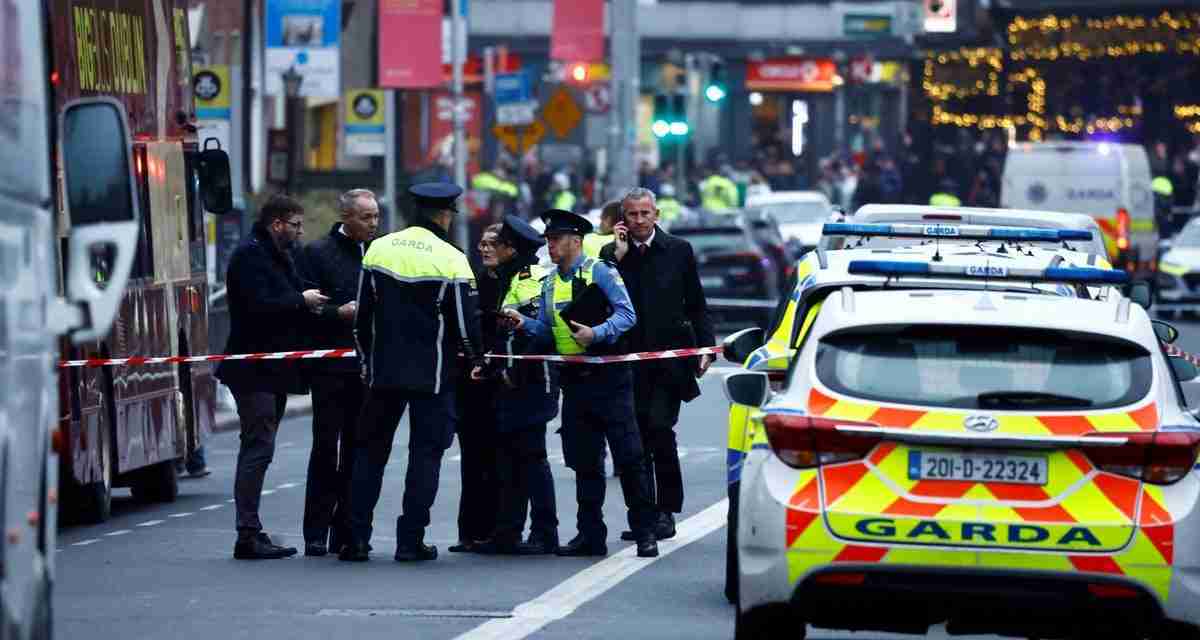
[846,260,1130,285]
[823,222,1093,242]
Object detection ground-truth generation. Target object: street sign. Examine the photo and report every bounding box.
[344,89,385,156]
[493,71,531,105]
[543,87,584,139]
[497,100,537,126]
[584,84,611,114]
[492,119,546,155]
[437,96,475,121]
[843,13,892,38]
[924,0,956,33]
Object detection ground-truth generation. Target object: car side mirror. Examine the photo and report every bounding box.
[196,139,233,214]
[722,327,764,365]
[1153,320,1180,344]
[1126,281,1152,310]
[723,371,771,407]
[1158,239,1172,254]
[1170,356,1199,383]
[59,98,141,344]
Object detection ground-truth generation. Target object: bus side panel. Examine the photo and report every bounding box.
[110,285,179,474]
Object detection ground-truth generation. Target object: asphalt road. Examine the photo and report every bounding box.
[54,317,1200,640]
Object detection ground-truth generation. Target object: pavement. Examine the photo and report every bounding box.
[55,317,1200,640]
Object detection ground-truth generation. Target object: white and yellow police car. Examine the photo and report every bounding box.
[723,255,1200,639]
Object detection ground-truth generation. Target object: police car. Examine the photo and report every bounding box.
[722,251,1200,639]
[1157,218,1200,318]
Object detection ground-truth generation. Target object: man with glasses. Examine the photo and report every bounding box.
[216,194,329,560]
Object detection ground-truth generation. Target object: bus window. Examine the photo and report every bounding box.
[131,146,155,280]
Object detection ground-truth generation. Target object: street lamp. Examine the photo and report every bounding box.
[281,66,304,195]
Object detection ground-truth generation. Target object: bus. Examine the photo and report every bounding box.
[50,0,223,525]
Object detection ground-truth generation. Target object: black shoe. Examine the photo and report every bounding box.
[619,530,636,541]
[184,467,212,479]
[636,537,659,558]
[556,535,607,557]
[305,542,328,557]
[517,537,559,556]
[474,538,521,555]
[338,542,370,562]
[394,542,438,562]
[448,540,477,553]
[655,516,677,541]
[234,532,297,560]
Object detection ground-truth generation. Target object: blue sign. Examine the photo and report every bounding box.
[264,0,341,97]
[494,72,531,106]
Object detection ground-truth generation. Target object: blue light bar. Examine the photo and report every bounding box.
[847,260,1129,285]
[823,222,1093,242]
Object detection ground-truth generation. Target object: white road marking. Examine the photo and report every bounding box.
[200,505,224,511]
[136,520,165,527]
[169,513,194,518]
[105,530,132,537]
[72,539,101,546]
[261,489,276,496]
[454,498,728,640]
[277,482,298,489]
[225,499,236,503]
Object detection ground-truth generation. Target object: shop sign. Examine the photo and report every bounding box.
[843,13,893,38]
[746,58,838,92]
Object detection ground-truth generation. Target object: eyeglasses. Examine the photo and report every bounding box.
[281,219,304,229]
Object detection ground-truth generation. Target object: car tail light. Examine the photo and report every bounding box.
[812,572,866,586]
[1116,207,1131,251]
[762,414,880,468]
[1081,431,1200,485]
[1088,583,1141,599]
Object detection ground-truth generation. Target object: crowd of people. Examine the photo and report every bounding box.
[216,184,714,563]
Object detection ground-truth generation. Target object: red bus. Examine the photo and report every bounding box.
[51,0,216,523]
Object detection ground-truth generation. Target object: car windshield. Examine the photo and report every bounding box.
[814,325,1151,411]
[748,203,828,225]
[674,228,753,254]
[1176,224,1200,247]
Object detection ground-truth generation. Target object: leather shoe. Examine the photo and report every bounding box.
[655,517,677,541]
[305,542,328,557]
[619,530,636,541]
[234,532,297,560]
[517,536,559,556]
[338,542,370,562]
[556,535,607,557]
[636,537,659,558]
[448,540,477,553]
[394,542,438,562]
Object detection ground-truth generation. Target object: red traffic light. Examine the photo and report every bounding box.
[569,63,589,83]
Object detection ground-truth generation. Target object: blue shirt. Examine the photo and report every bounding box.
[518,254,637,350]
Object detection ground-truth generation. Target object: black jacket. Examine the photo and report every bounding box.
[215,223,311,394]
[600,227,715,401]
[299,223,369,376]
[355,219,484,393]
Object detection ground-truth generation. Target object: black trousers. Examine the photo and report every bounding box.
[560,366,656,542]
[492,423,557,543]
[232,390,287,533]
[633,368,685,515]
[303,374,365,545]
[348,386,457,545]
[456,379,498,544]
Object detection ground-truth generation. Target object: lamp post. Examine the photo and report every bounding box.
[281,66,304,195]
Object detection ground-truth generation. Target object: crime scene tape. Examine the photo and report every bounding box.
[1165,343,1200,366]
[58,346,724,369]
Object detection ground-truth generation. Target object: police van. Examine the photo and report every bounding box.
[1001,141,1156,276]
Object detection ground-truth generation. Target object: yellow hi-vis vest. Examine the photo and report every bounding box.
[550,258,598,355]
[929,192,961,207]
[658,197,682,222]
[553,190,577,212]
[581,233,612,258]
[502,264,547,310]
[701,175,738,213]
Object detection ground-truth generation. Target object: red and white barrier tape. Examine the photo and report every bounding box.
[58,346,722,369]
[1165,344,1200,366]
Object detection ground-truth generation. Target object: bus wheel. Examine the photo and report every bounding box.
[129,460,179,503]
[64,412,112,525]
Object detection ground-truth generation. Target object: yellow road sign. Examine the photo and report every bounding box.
[543,87,583,139]
[493,119,547,154]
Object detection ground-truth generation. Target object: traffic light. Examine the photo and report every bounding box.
[705,62,727,103]
[567,62,589,84]
[653,93,689,139]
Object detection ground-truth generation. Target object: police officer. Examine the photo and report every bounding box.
[699,166,738,213]
[340,183,484,563]
[581,200,621,258]
[472,217,560,555]
[505,210,659,558]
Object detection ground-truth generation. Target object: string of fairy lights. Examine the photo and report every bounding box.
[925,10,1200,140]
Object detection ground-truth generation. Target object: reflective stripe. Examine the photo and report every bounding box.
[454,281,469,357]
[433,282,447,394]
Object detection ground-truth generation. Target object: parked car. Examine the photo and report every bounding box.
[745,190,835,257]
[671,214,780,330]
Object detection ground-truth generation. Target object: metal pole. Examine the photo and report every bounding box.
[451,0,469,249]
[383,89,397,232]
[607,0,638,199]
[241,0,254,197]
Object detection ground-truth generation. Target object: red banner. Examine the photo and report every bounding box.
[746,58,838,92]
[379,0,442,88]
[551,0,604,62]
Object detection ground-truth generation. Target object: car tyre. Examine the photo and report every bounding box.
[129,460,179,503]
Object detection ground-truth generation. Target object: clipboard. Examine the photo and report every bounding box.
[558,283,612,328]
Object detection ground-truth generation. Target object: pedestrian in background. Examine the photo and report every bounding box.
[341,183,484,563]
[601,188,715,542]
[582,200,622,258]
[505,210,660,559]
[216,194,329,560]
[297,188,378,556]
[473,218,559,555]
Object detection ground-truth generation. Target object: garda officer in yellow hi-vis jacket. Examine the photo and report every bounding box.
[504,210,660,559]
[342,182,484,563]
[581,200,622,258]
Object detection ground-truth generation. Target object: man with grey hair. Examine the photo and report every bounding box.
[602,186,714,541]
[297,188,379,556]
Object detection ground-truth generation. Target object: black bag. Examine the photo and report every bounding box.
[559,280,612,329]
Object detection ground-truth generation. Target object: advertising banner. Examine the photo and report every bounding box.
[264,0,341,97]
[550,0,604,62]
[379,0,443,88]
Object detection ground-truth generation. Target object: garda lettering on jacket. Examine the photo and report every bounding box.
[392,237,433,252]
[852,517,1102,548]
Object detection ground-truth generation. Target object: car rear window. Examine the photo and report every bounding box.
[674,228,754,254]
[814,325,1151,411]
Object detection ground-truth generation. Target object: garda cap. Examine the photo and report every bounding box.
[499,215,543,255]
[409,182,463,213]
[541,209,593,237]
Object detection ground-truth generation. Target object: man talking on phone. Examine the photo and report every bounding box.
[504,209,659,558]
[600,187,715,542]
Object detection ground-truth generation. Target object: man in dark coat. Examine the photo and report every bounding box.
[216,194,329,559]
[600,187,715,540]
[297,189,378,556]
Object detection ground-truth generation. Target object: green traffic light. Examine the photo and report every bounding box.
[705,84,727,102]
[652,119,671,138]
